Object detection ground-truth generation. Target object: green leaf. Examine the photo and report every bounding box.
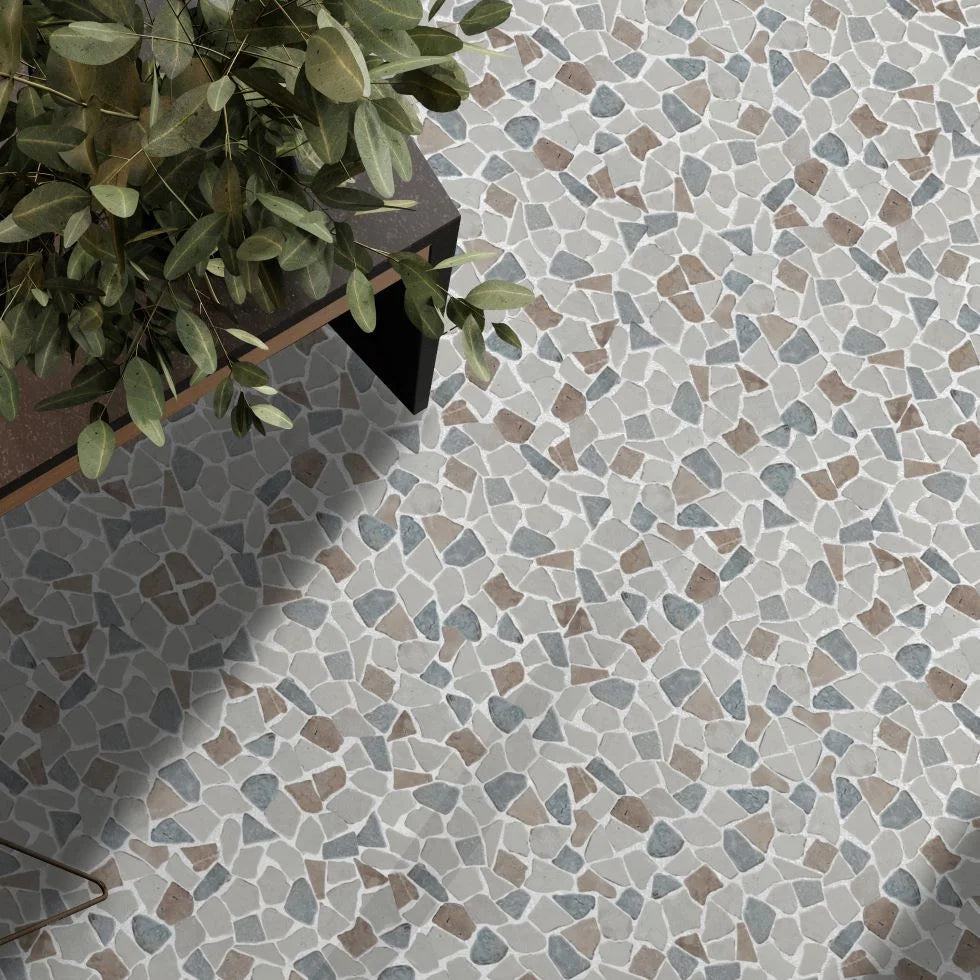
[346,268,376,332]
[492,320,521,350]
[251,403,293,429]
[354,101,395,198]
[300,84,350,164]
[408,25,463,54]
[91,184,139,218]
[368,54,452,79]
[278,229,318,271]
[206,75,235,111]
[231,391,250,437]
[213,375,233,417]
[0,215,33,244]
[231,361,269,389]
[297,250,335,300]
[458,0,511,35]
[67,301,105,356]
[123,356,166,446]
[392,68,462,112]
[224,327,268,350]
[0,319,14,369]
[304,24,371,103]
[374,96,422,134]
[143,84,220,157]
[231,66,316,124]
[12,182,90,236]
[49,21,138,65]
[76,420,114,478]
[16,125,84,170]
[428,0,448,18]
[346,0,422,30]
[152,0,194,78]
[461,315,491,381]
[0,363,17,420]
[33,308,65,378]
[212,158,242,218]
[164,212,225,279]
[0,0,23,121]
[176,309,217,374]
[34,364,118,410]
[237,228,284,262]
[312,182,385,212]
[257,194,333,242]
[465,280,534,310]
[434,250,499,270]
[63,207,92,247]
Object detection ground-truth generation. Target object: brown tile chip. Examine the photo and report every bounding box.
[685,865,722,904]
[629,946,666,978]
[433,903,475,940]
[824,213,863,246]
[446,728,486,766]
[925,666,967,702]
[863,898,898,939]
[301,716,342,752]
[611,796,653,833]
[157,882,193,925]
[338,917,377,958]
[555,62,595,94]
[946,584,980,620]
[552,384,586,422]
[494,408,535,442]
[533,137,573,171]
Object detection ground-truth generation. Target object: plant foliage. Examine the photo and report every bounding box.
[0,0,530,480]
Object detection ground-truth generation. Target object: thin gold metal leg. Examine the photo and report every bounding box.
[0,836,109,948]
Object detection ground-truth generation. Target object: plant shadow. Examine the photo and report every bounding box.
[0,321,445,974]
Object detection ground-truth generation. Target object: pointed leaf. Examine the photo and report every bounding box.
[164,212,225,279]
[91,184,139,218]
[347,0,422,30]
[64,207,92,247]
[434,250,499,270]
[176,309,217,374]
[257,194,333,242]
[152,0,195,77]
[207,74,235,110]
[49,21,139,65]
[34,364,118,411]
[123,356,166,445]
[301,85,349,164]
[408,25,462,54]
[458,0,511,35]
[16,125,84,170]
[251,403,293,429]
[465,280,534,310]
[12,182,90,236]
[278,229,318,271]
[0,363,17,420]
[346,269,376,332]
[238,228,285,262]
[0,215,33,244]
[0,319,14,369]
[77,419,115,478]
[224,327,268,350]
[304,24,371,103]
[213,375,233,417]
[354,101,394,198]
[368,54,451,79]
[492,320,521,349]
[461,315,490,381]
[143,84,220,157]
[231,361,269,389]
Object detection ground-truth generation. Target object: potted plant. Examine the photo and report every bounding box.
[0,0,531,484]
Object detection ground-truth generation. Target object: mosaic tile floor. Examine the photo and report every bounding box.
[2,0,980,977]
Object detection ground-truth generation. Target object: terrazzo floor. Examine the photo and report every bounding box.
[1,0,980,978]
